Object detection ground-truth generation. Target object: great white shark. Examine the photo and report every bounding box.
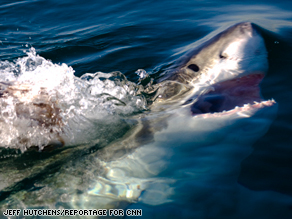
[0,22,291,218]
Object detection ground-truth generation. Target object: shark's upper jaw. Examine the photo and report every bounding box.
[190,73,274,116]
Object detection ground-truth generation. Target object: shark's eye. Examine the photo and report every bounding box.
[188,64,199,72]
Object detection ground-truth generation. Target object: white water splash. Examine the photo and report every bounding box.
[0,48,147,151]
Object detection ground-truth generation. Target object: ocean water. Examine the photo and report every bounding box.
[0,0,292,218]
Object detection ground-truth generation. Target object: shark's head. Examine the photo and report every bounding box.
[155,22,275,117]
[170,22,268,85]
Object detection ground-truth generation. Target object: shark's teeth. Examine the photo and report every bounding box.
[193,99,276,118]
[243,103,251,108]
[237,111,250,117]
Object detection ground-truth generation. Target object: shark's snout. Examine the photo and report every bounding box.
[239,22,254,36]
[228,22,259,39]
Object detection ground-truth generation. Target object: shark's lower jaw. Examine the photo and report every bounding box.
[191,73,275,116]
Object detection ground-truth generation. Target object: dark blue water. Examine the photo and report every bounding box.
[1,0,292,218]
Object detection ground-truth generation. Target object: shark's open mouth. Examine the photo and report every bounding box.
[191,74,274,115]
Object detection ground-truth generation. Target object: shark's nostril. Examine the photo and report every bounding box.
[219,53,227,59]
